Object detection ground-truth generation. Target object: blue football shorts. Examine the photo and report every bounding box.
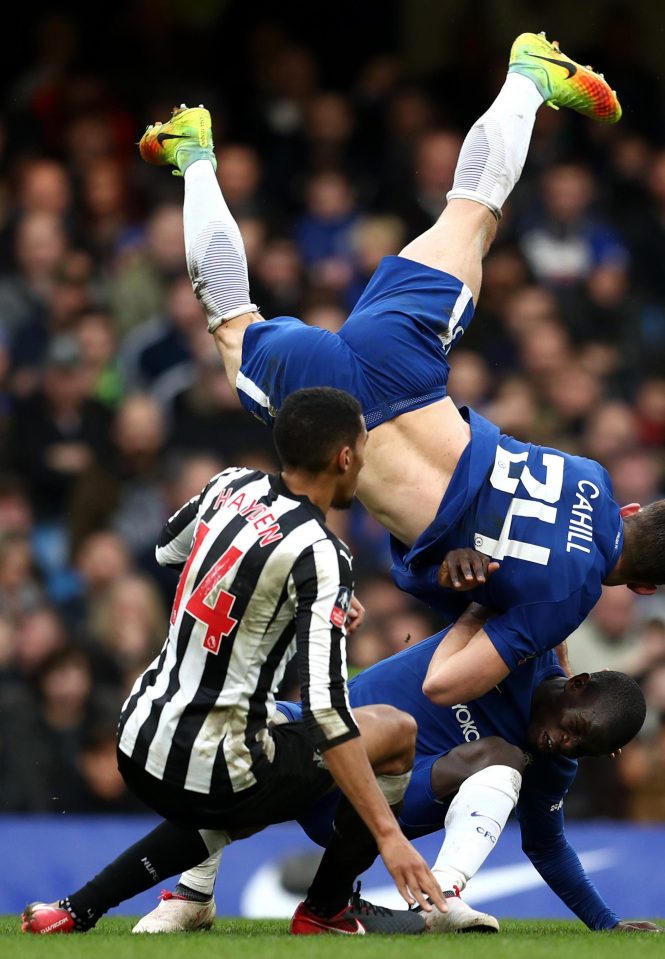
[238,255,475,430]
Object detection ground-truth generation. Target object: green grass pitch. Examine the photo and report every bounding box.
[1,918,663,959]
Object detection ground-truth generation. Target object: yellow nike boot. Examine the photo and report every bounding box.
[509,32,621,123]
[139,104,216,175]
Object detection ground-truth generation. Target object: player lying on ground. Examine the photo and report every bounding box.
[25,603,659,935]
[23,388,441,937]
[136,31,665,707]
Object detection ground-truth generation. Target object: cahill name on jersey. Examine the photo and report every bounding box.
[391,407,624,669]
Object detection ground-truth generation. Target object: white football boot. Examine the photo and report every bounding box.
[131,890,216,933]
[421,889,499,933]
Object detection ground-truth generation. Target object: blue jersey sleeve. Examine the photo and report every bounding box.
[516,757,619,930]
[483,584,600,671]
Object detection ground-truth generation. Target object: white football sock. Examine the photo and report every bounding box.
[432,764,522,894]
[183,159,257,332]
[178,829,230,897]
[447,73,544,219]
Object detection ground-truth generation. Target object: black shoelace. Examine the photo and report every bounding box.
[408,891,455,912]
[349,882,394,917]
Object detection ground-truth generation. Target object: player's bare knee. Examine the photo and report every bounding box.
[393,708,418,764]
[367,705,416,774]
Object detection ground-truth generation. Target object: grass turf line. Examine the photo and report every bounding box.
[1,917,663,959]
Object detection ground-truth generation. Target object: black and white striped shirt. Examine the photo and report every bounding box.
[118,467,359,795]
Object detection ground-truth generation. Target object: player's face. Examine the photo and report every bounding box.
[331,421,367,509]
[530,702,605,759]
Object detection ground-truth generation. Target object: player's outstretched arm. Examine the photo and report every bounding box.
[292,541,444,912]
[517,768,661,933]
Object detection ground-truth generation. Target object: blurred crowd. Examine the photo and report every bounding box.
[0,7,664,819]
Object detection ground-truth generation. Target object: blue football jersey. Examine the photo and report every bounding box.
[391,407,624,669]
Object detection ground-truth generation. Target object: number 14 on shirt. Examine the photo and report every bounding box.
[171,521,243,654]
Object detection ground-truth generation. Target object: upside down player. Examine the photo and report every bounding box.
[135,31,665,705]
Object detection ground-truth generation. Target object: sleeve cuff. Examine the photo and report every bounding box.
[305,706,360,753]
[483,621,522,671]
[316,725,361,753]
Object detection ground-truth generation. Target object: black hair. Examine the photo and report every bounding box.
[273,388,363,472]
[586,670,646,752]
[622,500,665,584]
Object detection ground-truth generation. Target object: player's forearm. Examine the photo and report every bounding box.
[524,840,619,930]
[321,736,403,843]
[423,622,509,706]
[423,604,490,679]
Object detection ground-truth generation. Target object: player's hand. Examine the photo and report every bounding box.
[345,596,365,636]
[611,920,662,932]
[438,549,500,591]
[377,831,446,913]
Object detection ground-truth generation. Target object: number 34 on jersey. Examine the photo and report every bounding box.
[474,446,601,566]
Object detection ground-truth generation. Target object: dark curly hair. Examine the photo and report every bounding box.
[586,670,646,753]
[273,388,364,472]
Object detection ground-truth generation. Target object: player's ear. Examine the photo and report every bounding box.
[336,445,352,473]
[565,672,590,694]
[619,502,641,518]
[628,583,657,595]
